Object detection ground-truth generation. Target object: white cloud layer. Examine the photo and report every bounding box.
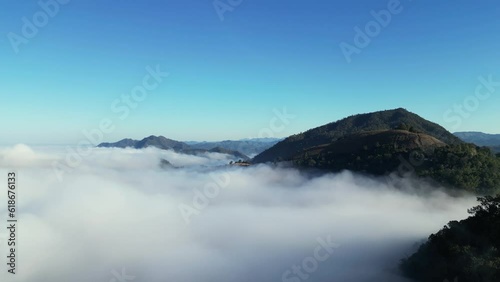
[0,145,477,282]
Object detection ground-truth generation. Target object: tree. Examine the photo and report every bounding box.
[396,123,409,131]
[400,194,500,281]
[468,195,500,217]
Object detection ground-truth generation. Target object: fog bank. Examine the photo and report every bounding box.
[0,145,476,282]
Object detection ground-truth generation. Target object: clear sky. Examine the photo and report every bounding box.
[1,0,499,145]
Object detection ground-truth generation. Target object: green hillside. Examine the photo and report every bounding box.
[253,108,462,163]
[253,108,500,193]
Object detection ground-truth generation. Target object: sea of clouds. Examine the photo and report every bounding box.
[0,144,477,282]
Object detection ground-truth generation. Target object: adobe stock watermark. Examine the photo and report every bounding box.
[7,0,70,54]
[178,107,295,224]
[233,106,296,158]
[257,107,296,139]
[213,0,243,21]
[339,0,406,63]
[52,65,169,182]
[178,171,231,225]
[392,74,499,180]
[443,75,499,130]
[109,268,135,282]
[282,235,340,282]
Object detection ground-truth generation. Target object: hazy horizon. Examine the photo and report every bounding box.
[1,109,499,147]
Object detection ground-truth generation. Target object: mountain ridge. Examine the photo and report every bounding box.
[455,132,500,152]
[253,108,500,193]
[254,108,462,163]
[186,138,281,156]
[98,135,250,160]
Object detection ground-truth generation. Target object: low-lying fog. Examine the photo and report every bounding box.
[0,144,477,282]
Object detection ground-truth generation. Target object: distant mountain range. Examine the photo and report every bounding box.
[98,136,281,160]
[454,132,500,153]
[99,135,191,151]
[253,108,500,193]
[97,109,500,193]
[186,138,281,156]
[183,147,250,161]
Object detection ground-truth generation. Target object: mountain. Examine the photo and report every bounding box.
[187,138,281,156]
[239,137,282,142]
[98,135,190,151]
[98,138,138,148]
[136,135,191,151]
[254,108,462,163]
[253,108,500,193]
[455,132,500,153]
[98,136,249,160]
[293,130,446,175]
[454,132,500,146]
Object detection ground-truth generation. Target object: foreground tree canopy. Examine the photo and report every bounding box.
[400,195,500,282]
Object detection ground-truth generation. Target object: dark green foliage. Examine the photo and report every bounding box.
[418,145,500,193]
[396,123,418,133]
[253,108,462,163]
[397,123,410,131]
[400,195,500,282]
[293,133,411,175]
[295,137,500,193]
[252,107,500,193]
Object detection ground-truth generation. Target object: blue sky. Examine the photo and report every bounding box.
[1,0,499,144]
